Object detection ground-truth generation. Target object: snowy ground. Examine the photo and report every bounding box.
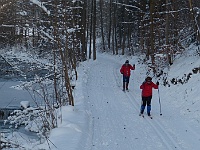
[38,47,200,150]
[2,46,200,150]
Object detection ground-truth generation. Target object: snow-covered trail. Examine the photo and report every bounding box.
[82,54,200,150]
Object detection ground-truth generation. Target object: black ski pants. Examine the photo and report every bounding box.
[140,96,152,114]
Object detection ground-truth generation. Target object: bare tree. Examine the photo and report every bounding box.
[99,0,106,52]
[93,0,97,60]
[108,0,112,50]
[188,0,200,42]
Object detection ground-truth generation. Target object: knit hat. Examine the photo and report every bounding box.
[145,76,152,82]
[125,60,129,64]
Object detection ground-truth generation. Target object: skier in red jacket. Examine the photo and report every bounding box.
[120,60,135,91]
[139,76,159,116]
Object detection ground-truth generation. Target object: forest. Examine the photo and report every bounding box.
[1,0,199,105]
[0,0,200,148]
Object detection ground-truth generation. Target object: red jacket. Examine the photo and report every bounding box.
[140,81,158,97]
[120,64,135,77]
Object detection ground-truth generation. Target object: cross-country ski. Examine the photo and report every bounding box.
[139,113,144,118]
[139,113,153,119]
[149,115,153,119]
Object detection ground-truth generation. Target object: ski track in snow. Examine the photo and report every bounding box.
[127,92,183,150]
[82,54,200,150]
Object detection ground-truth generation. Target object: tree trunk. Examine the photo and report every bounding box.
[149,0,155,58]
[81,1,87,61]
[93,0,96,60]
[99,0,106,52]
[139,0,146,53]
[89,0,93,59]
[113,1,118,55]
[150,0,156,74]
[108,0,112,50]
[165,0,172,65]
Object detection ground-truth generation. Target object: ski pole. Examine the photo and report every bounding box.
[158,87,162,116]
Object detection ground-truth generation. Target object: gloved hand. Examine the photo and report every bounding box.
[133,64,135,67]
[156,81,159,85]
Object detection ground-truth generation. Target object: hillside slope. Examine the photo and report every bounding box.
[75,51,200,150]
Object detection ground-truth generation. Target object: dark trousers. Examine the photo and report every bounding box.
[123,76,130,90]
[140,96,152,114]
